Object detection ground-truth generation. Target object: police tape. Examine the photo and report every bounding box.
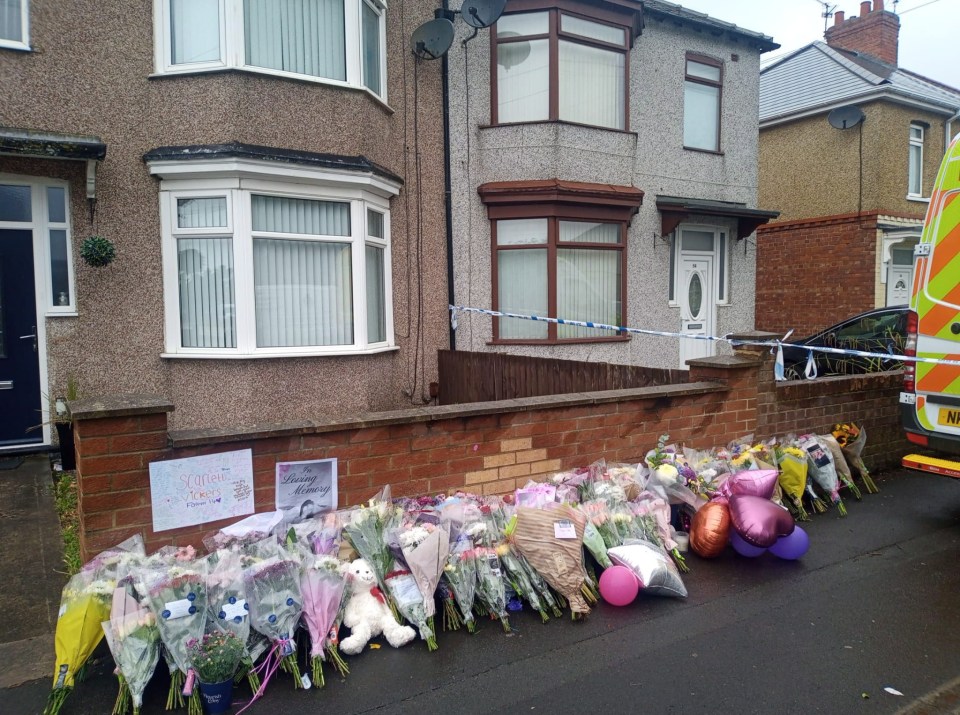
[449,305,960,378]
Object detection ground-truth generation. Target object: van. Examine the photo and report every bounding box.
[900,133,960,457]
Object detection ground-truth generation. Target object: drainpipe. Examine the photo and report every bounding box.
[441,0,456,350]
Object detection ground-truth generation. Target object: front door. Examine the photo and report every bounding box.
[887,265,912,305]
[0,230,42,446]
[679,254,714,367]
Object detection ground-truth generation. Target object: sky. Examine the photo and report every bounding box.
[671,0,960,89]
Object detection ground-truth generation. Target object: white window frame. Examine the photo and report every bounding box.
[0,0,29,51]
[668,224,728,306]
[0,174,76,317]
[152,0,387,103]
[151,157,398,358]
[907,123,924,199]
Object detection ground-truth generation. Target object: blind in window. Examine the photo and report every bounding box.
[366,245,386,342]
[498,249,548,339]
[170,0,221,64]
[177,197,228,228]
[178,238,237,348]
[244,0,346,81]
[497,39,549,123]
[252,195,350,235]
[558,41,624,130]
[684,82,719,150]
[361,2,381,94]
[0,0,22,42]
[557,248,620,338]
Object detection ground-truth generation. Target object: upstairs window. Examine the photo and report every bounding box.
[683,53,722,152]
[155,0,387,99]
[493,9,629,131]
[908,123,924,198]
[0,0,28,50]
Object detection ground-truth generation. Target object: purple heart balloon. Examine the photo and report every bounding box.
[729,494,795,548]
[717,469,780,500]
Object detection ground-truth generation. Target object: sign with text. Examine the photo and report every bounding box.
[149,449,254,532]
[275,458,338,522]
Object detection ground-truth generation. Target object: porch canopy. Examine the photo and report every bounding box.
[0,127,107,199]
[657,195,779,240]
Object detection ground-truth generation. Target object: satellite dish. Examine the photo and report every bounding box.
[496,32,531,70]
[827,105,865,130]
[462,0,507,29]
[411,18,455,59]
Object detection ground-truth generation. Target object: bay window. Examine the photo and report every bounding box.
[0,0,28,50]
[493,9,631,131]
[154,156,397,357]
[683,53,722,152]
[155,0,387,99]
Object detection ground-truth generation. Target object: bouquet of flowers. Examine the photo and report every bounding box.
[633,494,688,573]
[141,546,208,714]
[343,489,403,618]
[204,550,259,694]
[774,445,811,520]
[384,567,436,649]
[101,585,160,715]
[832,422,879,493]
[299,553,347,686]
[512,506,591,618]
[800,434,847,516]
[580,499,620,549]
[188,630,244,684]
[44,569,116,714]
[243,541,304,694]
[473,542,511,632]
[442,533,479,632]
[394,518,449,648]
[819,433,862,500]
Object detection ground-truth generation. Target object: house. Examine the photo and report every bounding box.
[756,0,960,336]
[0,0,449,451]
[447,0,779,371]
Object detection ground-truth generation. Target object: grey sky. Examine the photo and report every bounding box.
[671,0,959,89]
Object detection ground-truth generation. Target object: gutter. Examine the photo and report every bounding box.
[441,0,456,351]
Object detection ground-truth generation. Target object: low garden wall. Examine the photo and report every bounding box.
[70,346,911,560]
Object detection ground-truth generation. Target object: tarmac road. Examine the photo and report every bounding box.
[7,468,960,715]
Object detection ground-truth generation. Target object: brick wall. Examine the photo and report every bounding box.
[756,212,879,336]
[70,350,911,560]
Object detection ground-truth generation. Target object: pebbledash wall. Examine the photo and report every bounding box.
[70,345,910,560]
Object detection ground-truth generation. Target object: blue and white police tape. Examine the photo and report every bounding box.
[449,305,960,377]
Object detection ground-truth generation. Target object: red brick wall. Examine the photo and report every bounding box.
[756,213,879,336]
[824,4,900,66]
[72,350,910,559]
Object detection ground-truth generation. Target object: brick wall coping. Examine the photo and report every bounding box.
[168,381,729,449]
[775,369,903,396]
[758,210,923,233]
[686,354,764,369]
[70,394,175,420]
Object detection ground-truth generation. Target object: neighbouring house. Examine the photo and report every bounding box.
[447,0,779,371]
[0,0,449,450]
[756,0,960,336]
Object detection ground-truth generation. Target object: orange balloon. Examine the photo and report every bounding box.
[690,501,731,558]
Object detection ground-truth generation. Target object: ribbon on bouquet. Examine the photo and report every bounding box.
[450,305,960,373]
[235,636,295,715]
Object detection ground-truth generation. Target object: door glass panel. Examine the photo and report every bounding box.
[688,273,703,318]
[681,230,713,252]
[50,230,70,306]
[46,187,66,223]
[892,247,914,266]
[0,185,31,222]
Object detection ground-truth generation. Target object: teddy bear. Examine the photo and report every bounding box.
[339,558,416,655]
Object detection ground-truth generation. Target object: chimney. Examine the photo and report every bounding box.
[834,10,845,25]
[825,1,900,65]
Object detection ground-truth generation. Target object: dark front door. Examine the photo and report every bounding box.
[0,229,42,446]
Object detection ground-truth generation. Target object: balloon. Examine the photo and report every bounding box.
[689,501,730,558]
[598,565,639,606]
[718,469,779,500]
[729,494,795,548]
[730,531,766,557]
[769,526,810,560]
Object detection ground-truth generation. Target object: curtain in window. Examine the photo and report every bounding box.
[0,0,21,42]
[684,82,719,150]
[361,1,381,94]
[178,238,237,348]
[498,249,548,339]
[557,248,619,338]
[366,245,385,342]
[170,0,221,64]
[244,0,346,81]
[497,39,549,123]
[254,239,353,347]
[558,41,624,130]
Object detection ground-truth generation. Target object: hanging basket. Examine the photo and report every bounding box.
[80,235,116,267]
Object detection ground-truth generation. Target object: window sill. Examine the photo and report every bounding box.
[479,120,637,137]
[683,146,724,156]
[45,311,78,318]
[0,42,30,52]
[906,195,930,203]
[161,345,400,360]
[148,67,394,114]
[488,336,631,346]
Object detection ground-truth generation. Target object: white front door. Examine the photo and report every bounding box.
[887,265,912,305]
[679,254,714,367]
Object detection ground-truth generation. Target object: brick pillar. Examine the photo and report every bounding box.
[70,395,174,561]
[687,352,765,442]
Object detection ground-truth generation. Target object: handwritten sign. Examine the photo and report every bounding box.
[276,458,338,522]
[149,449,254,532]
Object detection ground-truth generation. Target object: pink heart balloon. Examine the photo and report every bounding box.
[729,494,795,548]
[717,469,779,500]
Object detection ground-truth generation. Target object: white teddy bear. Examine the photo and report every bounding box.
[339,558,416,655]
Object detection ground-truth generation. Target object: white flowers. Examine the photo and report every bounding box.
[398,525,435,549]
